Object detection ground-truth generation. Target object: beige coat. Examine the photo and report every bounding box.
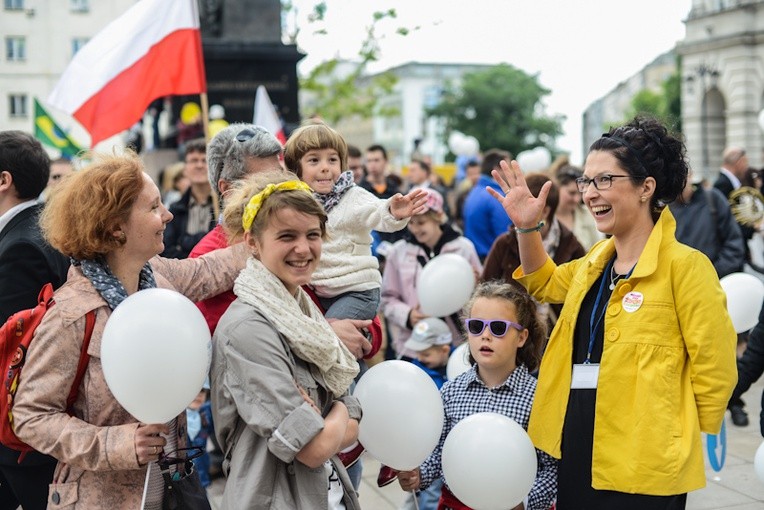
[13,245,247,509]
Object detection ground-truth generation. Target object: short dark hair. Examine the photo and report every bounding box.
[525,174,558,221]
[411,159,431,175]
[347,144,362,159]
[184,138,207,157]
[481,149,512,176]
[0,130,50,199]
[366,144,388,161]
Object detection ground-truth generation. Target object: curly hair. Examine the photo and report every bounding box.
[589,116,688,219]
[222,170,328,242]
[462,281,546,372]
[40,151,145,259]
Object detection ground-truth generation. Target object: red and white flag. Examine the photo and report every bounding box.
[48,0,206,147]
[253,85,286,145]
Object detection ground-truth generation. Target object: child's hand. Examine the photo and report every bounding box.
[389,188,428,220]
[409,307,428,327]
[397,468,420,491]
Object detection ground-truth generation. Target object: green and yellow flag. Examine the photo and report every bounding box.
[34,98,84,157]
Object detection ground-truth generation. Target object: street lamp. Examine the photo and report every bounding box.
[685,64,720,175]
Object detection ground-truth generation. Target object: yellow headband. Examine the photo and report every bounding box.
[242,181,313,231]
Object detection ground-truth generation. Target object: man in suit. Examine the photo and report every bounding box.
[0,131,69,510]
[714,146,748,197]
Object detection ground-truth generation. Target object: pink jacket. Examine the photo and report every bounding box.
[13,245,247,509]
[380,234,482,359]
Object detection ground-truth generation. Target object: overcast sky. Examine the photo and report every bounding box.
[288,0,693,164]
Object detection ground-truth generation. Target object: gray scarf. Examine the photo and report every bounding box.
[314,171,355,213]
[72,257,157,310]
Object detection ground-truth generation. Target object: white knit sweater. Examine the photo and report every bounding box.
[312,186,408,297]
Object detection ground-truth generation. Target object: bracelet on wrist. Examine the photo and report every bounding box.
[515,221,545,234]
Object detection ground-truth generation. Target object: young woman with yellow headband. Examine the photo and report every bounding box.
[209,171,362,510]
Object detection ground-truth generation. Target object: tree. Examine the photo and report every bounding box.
[624,57,682,133]
[282,2,410,124]
[426,63,563,158]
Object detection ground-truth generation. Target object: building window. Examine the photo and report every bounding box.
[72,37,89,56]
[70,0,88,12]
[9,94,27,118]
[5,37,26,61]
[4,0,24,10]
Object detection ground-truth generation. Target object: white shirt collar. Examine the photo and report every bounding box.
[720,167,742,190]
[0,200,38,236]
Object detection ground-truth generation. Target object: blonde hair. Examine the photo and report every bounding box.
[222,170,328,241]
[41,151,145,259]
[283,122,348,178]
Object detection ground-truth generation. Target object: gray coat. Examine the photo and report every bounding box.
[210,300,362,510]
[670,185,746,278]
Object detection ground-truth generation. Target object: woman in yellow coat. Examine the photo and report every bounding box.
[488,116,737,509]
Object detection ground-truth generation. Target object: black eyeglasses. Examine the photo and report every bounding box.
[236,128,256,142]
[575,174,632,193]
[464,319,524,337]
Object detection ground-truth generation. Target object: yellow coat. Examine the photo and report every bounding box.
[513,208,737,495]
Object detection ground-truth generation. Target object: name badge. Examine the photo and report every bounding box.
[571,363,600,389]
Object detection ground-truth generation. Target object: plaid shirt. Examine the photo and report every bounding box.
[419,364,558,510]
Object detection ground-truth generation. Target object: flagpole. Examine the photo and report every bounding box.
[200,92,210,143]
[198,91,220,219]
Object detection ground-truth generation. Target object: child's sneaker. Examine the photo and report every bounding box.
[338,442,365,468]
[377,465,398,487]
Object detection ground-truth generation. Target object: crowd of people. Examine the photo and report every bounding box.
[0,113,756,510]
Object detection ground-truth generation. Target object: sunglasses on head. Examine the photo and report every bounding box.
[236,128,256,142]
[464,318,524,337]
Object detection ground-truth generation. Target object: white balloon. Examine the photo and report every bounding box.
[448,131,467,154]
[101,288,211,424]
[517,147,551,173]
[460,136,480,157]
[755,441,764,482]
[515,149,535,173]
[354,361,444,470]
[532,146,552,170]
[758,109,764,133]
[719,272,764,333]
[446,343,471,380]
[442,413,537,510]
[417,253,475,317]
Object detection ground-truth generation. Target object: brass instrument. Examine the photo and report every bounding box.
[729,186,764,227]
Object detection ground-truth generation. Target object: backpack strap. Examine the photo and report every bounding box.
[65,310,96,412]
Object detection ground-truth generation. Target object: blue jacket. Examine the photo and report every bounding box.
[462,175,512,258]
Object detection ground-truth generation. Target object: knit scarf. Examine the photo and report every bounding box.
[314,170,355,214]
[72,257,157,310]
[233,257,359,395]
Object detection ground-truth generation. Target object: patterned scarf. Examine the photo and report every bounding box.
[72,257,157,310]
[313,170,355,213]
[234,257,359,396]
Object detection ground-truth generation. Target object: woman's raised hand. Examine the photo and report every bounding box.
[488,160,552,229]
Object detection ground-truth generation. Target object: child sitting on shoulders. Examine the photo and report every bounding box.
[284,123,427,322]
[397,282,558,510]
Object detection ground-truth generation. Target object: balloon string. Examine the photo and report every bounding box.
[411,491,420,510]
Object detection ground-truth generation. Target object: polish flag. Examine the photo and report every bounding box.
[48,0,206,147]
[253,85,286,145]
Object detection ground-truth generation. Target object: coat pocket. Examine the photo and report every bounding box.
[48,480,78,508]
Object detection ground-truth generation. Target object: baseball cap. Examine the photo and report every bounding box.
[421,188,444,214]
[404,318,452,352]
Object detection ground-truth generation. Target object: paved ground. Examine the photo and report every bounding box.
[208,376,764,509]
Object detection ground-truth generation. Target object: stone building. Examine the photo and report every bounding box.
[678,0,764,179]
